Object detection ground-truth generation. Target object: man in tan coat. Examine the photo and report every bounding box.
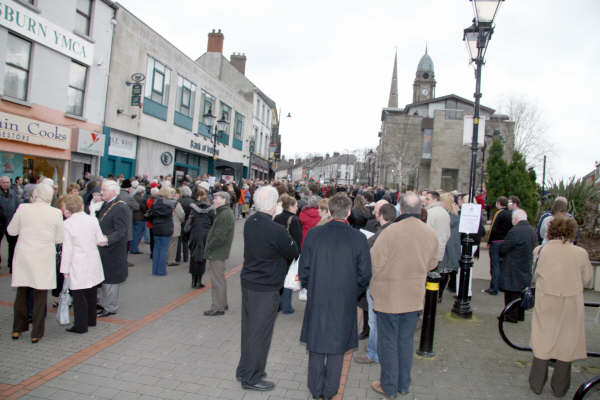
[370,192,438,398]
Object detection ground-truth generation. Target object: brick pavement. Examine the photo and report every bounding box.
[1,221,599,399]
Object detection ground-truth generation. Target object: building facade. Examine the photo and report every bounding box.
[0,0,116,191]
[377,51,514,192]
[103,13,252,183]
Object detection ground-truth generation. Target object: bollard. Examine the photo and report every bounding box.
[417,271,441,358]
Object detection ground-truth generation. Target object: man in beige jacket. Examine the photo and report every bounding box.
[370,192,439,398]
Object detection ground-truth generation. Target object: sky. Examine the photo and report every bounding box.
[117,0,600,181]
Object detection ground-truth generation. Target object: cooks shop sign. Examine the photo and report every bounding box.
[0,111,69,149]
[0,0,94,65]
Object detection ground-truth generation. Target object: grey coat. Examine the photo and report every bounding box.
[441,214,461,272]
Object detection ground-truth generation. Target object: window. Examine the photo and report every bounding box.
[202,90,215,116]
[176,75,196,117]
[4,33,31,101]
[255,98,260,116]
[234,112,244,140]
[220,102,231,133]
[145,56,170,106]
[441,168,459,192]
[445,99,461,120]
[67,61,87,116]
[75,0,92,36]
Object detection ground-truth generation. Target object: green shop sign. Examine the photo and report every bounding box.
[0,0,94,66]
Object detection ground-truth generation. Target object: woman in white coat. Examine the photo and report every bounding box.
[60,195,108,334]
[9,183,63,343]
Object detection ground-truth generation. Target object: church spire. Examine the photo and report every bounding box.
[388,51,398,108]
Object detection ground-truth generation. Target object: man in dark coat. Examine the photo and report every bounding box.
[484,196,513,295]
[0,175,20,272]
[186,194,214,288]
[97,179,130,318]
[499,209,537,323]
[236,186,299,391]
[299,193,372,400]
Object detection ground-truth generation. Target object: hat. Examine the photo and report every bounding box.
[150,181,159,188]
[121,179,132,189]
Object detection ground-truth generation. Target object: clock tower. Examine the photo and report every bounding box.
[413,48,436,103]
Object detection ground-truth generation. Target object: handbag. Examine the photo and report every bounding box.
[56,277,71,326]
[521,244,545,310]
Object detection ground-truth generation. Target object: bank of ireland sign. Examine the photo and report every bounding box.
[0,0,94,65]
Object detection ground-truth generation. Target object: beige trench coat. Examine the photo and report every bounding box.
[530,240,593,361]
[7,202,64,290]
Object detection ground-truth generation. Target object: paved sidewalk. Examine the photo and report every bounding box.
[1,221,599,399]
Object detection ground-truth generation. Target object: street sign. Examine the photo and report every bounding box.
[131,83,142,106]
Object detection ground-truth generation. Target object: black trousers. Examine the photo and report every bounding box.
[71,287,98,333]
[504,290,525,321]
[308,352,343,399]
[529,357,571,397]
[236,286,279,385]
[13,287,47,338]
[176,236,189,263]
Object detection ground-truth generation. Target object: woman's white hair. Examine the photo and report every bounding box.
[32,183,54,204]
[179,185,192,197]
[102,179,120,194]
[134,185,146,194]
[253,186,279,213]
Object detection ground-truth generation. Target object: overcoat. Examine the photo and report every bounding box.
[187,202,214,273]
[8,202,64,289]
[440,213,461,272]
[204,204,235,260]
[299,221,372,354]
[499,220,537,292]
[530,240,593,361]
[97,198,129,284]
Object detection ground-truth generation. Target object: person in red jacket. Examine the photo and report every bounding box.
[299,196,321,246]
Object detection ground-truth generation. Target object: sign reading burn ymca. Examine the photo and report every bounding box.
[0,0,94,66]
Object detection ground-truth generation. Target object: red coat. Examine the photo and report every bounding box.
[299,207,321,247]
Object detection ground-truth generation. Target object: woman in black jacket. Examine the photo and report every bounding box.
[184,188,214,288]
[348,195,371,229]
[273,194,303,314]
[150,188,175,276]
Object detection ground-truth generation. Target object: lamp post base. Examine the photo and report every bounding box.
[451,299,473,319]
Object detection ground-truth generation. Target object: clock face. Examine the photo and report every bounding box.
[422,72,430,79]
[421,88,429,96]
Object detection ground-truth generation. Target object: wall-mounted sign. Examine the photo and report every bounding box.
[160,151,173,166]
[77,129,105,156]
[0,0,94,66]
[189,139,219,156]
[131,83,142,106]
[131,73,145,82]
[0,111,70,149]
[108,130,137,159]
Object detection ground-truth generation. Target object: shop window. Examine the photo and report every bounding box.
[220,102,231,133]
[75,0,92,36]
[144,55,170,106]
[441,168,459,192]
[233,112,244,150]
[176,75,196,117]
[67,61,87,116]
[4,33,31,101]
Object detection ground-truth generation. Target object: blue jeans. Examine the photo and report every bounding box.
[280,288,294,313]
[366,288,379,362]
[144,226,150,243]
[152,236,170,276]
[377,311,419,396]
[130,221,146,253]
[489,241,502,292]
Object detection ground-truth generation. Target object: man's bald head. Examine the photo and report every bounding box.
[399,192,422,215]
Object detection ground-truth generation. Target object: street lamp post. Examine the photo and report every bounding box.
[203,107,229,177]
[452,0,503,319]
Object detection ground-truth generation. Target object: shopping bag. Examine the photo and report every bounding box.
[298,288,307,301]
[284,258,301,291]
[56,277,71,326]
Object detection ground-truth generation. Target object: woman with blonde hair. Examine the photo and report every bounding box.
[438,192,460,302]
[529,215,593,397]
[317,198,331,226]
[9,183,63,343]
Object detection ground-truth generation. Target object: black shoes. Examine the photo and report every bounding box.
[236,372,266,382]
[98,310,116,318]
[203,310,224,316]
[66,327,86,334]
[241,380,275,391]
[482,288,498,295]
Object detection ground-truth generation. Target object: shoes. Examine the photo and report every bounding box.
[236,372,267,382]
[354,354,375,364]
[88,323,96,327]
[197,284,206,289]
[127,262,134,267]
[359,330,369,340]
[281,309,295,315]
[203,310,224,316]
[371,381,396,398]
[482,289,498,295]
[31,337,41,343]
[11,332,20,340]
[96,304,104,311]
[98,310,116,318]
[130,251,143,255]
[241,380,275,391]
[66,327,86,334]
[168,263,179,266]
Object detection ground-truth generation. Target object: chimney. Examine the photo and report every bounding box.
[289,159,294,165]
[207,29,224,53]
[230,53,247,75]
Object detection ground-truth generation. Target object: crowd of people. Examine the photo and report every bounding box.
[0,172,594,399]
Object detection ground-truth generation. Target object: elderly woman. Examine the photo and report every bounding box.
[273,194,303,314]
[9,183,64,343]
[299,195,321,246]
[186,188,215,288]
[167,188,185,266]
[529,215,593,397]
[60,195,107,334]
[150,187,175,276]
[438,192,460,303]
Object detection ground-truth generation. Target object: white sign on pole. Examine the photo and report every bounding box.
[208,176,216,187]
[463,115,486,147]
[458,203,482,234]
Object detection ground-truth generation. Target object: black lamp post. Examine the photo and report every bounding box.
[203,107,229,176]
[452,0,503,319]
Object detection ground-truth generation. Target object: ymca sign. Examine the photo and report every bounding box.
[0,0,94,65]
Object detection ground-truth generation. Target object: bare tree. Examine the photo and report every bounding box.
[500,95,553,171]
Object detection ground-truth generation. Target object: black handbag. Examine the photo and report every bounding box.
[521,244,545,310]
